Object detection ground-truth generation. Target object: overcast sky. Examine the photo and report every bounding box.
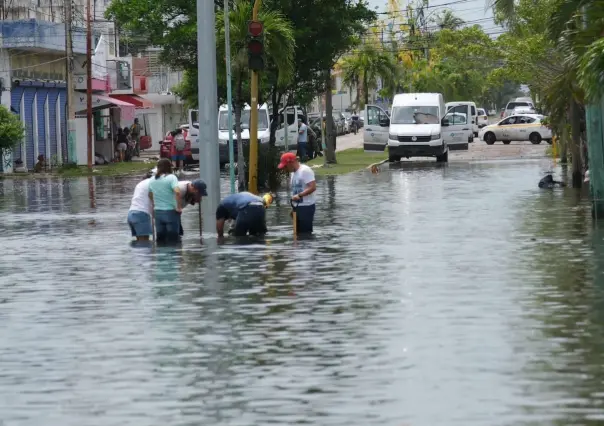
[366,0,502,37]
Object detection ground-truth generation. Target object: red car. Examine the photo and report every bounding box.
[160,126,193,165]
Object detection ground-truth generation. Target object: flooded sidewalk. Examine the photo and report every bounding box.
[0,159,602,425]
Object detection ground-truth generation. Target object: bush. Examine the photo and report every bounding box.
[242,144,287,191]
[0,105,25,150]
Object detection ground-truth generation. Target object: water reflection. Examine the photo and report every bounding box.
[1,160,603,425]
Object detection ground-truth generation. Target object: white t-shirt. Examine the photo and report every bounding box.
[290,164,316,206]
[129,178,152,215]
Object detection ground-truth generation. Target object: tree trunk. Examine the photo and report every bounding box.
[270,88,280,147]
[324,71,337,164]
[363,73,369,107]
[559,124,568,164]
[570,99,583,188]
[235,73,246,191]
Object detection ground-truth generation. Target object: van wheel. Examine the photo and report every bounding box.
[503,140,511,145]
[530,133,542,144]
[436,150,448,163]
[485,132,496,145]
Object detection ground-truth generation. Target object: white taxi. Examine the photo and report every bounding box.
[478,114,552,145]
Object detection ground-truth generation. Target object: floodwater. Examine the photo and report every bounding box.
[0,159,602,425]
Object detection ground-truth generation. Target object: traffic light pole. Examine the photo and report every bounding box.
[248,0,262,194]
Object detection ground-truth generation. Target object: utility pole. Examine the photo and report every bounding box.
[64,0,74,121]
[224,0,236,194]
[86,0,93,170]
[248,0,262,194]
[196,0,220,232]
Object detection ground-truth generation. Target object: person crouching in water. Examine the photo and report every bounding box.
[216,192,273,238]
[148,158,182,243]
[127,170,155,241]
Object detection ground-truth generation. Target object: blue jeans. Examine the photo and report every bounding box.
[233,204,267,236]
[154,209,181,243]
[128,210,152,237]
[295,204,315,234]
[298,142,307,160]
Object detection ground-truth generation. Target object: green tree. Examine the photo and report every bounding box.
[340,40,397,108]
[215,0,295,190]
[433,10,465,30]
[0,106,25,151]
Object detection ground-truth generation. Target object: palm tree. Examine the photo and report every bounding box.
[216,0,295,190]
[341,41,397,108]
[434,10,465,30]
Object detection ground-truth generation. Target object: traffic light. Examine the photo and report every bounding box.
[247,20,264,71]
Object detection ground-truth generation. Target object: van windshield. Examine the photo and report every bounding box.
[391,106,440,124]
[507,102,532,110]
[219,110,269,131]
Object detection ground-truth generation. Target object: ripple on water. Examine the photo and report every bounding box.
[0,161,602,425]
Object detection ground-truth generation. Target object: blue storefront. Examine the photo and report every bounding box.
[10,81,67,170]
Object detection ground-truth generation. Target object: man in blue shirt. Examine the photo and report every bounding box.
[216,192,273,237]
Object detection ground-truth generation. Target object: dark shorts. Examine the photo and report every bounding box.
[172,154,185,161]
[154,209,181,243]
[128,210,153,237]
[233,203,267,236]
[295,204,315,234]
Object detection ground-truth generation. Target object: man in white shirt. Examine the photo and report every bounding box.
[277,152,317,234]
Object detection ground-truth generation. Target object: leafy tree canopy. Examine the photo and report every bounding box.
[0,106,25,150]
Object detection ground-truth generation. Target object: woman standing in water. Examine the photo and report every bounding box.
[148,158,182,243]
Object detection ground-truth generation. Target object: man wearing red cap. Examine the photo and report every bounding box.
[277,152,317,234]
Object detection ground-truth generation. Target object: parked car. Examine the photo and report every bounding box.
[488,109,497,116]
[479,114,552,145]
[476,108,488,128]
[332,111,347,134]
[340,111,353,133]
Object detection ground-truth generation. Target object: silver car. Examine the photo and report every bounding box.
[503,101,535,118]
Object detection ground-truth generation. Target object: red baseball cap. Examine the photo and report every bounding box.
[278,152,297,169]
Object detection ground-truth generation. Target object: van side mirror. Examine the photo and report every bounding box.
[379,118,390,127]
[442,118,450,126]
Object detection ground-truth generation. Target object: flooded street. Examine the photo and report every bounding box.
[1,158,603,425]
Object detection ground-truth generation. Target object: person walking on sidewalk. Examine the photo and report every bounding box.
[130,118,142,157]
[297,119,308,161]
[278,152,316,234]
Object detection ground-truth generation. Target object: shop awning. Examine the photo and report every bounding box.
[109,94,154,109]
[75,94,137,114]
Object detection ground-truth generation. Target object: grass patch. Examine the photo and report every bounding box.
[307,148,387,176]
[57,161,154,177]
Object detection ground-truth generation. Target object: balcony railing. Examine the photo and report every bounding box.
[0,19,86,54]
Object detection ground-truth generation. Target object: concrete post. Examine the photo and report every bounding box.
[197,0,221,233]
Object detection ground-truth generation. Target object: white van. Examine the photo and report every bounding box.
[364,93,470,162]
[188,104,271,167]
[217,103,270,167]
[446,101,477,142]
[275,105,304,151]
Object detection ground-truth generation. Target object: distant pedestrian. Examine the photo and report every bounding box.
[148,158,182,243]
[297,119,308,161]
[171,128,186,172]
[216,192,273,238]
[116,128,128,162]
[130,118,141,156]
[278,152,316,234]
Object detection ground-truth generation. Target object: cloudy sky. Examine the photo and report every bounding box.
[366,0,502,37]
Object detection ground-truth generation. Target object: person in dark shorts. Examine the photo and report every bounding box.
[216,192,273,238]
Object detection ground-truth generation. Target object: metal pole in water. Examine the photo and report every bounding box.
[224,0,236,194]
[319,92,327,167]
[197,0,220,233]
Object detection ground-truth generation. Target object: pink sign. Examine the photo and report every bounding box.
[120,106,135,122]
